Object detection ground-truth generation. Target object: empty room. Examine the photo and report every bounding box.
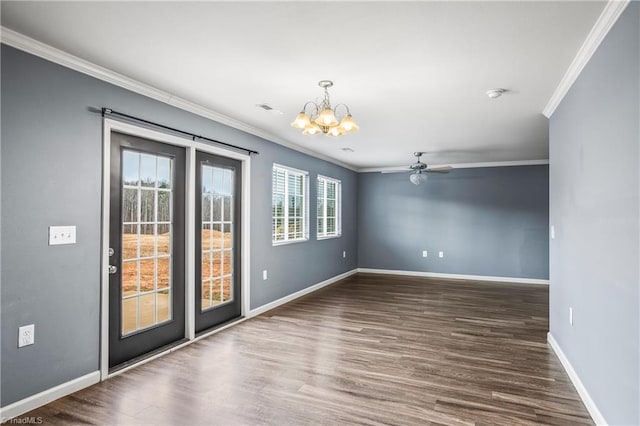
[1,1,638,425]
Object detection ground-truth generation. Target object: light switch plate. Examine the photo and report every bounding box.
[49,226,76,245]
[262,270,268,280]
[422,250,428,258]
[439,251,444,258]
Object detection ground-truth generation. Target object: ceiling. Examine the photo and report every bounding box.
[1,1,606,170]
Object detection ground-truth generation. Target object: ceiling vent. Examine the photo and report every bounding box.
[256,104,283,115]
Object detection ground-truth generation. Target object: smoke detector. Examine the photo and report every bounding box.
[486,89,506,99]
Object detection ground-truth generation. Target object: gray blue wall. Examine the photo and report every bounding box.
[0,45,357,407]
[358,166,549,279]
[549,2,639,424]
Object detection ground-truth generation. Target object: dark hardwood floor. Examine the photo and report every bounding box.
[16,273,593,425]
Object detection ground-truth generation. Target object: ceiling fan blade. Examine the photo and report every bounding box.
[426,165,453,173]
[380,169,411,174]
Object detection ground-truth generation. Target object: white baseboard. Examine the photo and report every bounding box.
[357,268,549,285]
[248,268,358,317]
[0,371,100,422]
[547,332,607,425]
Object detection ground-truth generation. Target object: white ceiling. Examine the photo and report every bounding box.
[1,1,606,169]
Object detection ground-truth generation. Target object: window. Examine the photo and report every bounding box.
[317,175,341,239]
[272,164,309,244]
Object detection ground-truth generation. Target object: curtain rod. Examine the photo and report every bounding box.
[101,108,259,155]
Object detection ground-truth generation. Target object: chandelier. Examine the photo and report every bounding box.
[291,80,359,137]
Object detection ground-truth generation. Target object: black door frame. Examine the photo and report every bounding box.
[108,132,186,370]
[100,120,250,379]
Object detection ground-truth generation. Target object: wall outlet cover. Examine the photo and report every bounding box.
[18,324,35,348]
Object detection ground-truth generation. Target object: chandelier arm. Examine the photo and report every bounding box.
[333,103,351,120]
[302,101,320,118]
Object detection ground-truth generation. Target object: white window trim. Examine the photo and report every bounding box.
[316,174,342,240]
[272,163,309,246]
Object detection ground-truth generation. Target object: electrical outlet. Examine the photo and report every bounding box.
[569,307,573,326]
[342,251,346,259]
[439,251,444,258]
[49,225,76,245]
[262,270,268,280]
[422,250,428,258]
[18,324,35,348]
[551,225,555,240]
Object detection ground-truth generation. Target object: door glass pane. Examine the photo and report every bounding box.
[121,149,173,336]
[201,163,235,312]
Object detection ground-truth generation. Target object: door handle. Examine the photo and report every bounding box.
[108,265,118,274]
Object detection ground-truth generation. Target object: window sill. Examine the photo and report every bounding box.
[317,234,342,241]
[272,238,309,247]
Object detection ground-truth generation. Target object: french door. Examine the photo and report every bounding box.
[195,151,242,333]
[107,128,244,369]
[108,131,186,369]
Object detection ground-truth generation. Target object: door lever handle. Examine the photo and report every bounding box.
[108,265,118,274]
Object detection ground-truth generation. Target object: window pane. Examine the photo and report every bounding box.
[318,218,324,235]
[157,224,171,256]
[202,281,212,310]
[157,290,170,323]
[140,154,156,187]
[123,151,140,186]
[327,218,336,234]
[157,257,170,290]
[158,192,170,222]
[327,181,336,199]
[123,188,138,223]
[139,259,155,292]
[122,224,138,260]
[139,293,156,329]
[157,157,171,188]
[140,190,155,223]
[212,195,223,222]
[122,297,137,335]
[122,261,138,297]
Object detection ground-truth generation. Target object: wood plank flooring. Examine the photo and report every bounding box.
[15,273,593,425]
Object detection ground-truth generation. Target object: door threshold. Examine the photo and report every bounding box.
[108,338,189,378]
[195,316,244,338]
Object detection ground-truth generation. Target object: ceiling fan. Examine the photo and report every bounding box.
[383,152,452,185]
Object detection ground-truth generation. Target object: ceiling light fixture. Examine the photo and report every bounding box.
[291,80,359,137]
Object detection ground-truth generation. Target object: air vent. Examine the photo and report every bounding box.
[256,103,284,115]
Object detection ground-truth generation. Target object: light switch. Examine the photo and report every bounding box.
[551,225,555,240]
[49,226,76,245]
[422,250,428,258]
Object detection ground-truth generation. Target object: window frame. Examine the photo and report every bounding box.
[272,163,309,245]
[316,174,342,240]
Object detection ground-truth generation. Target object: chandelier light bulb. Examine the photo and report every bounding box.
[339,114,359,132]
[291,112,311,129]
[316,108,339,127]
[302,122,322,135]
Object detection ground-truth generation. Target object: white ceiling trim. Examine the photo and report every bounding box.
[360,159,550,173]
[542,0,630,118]
[0,26,358,172]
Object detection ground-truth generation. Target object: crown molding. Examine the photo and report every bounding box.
[0,26,358,172]
[542,0,630,118]
[359,159,549,173]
